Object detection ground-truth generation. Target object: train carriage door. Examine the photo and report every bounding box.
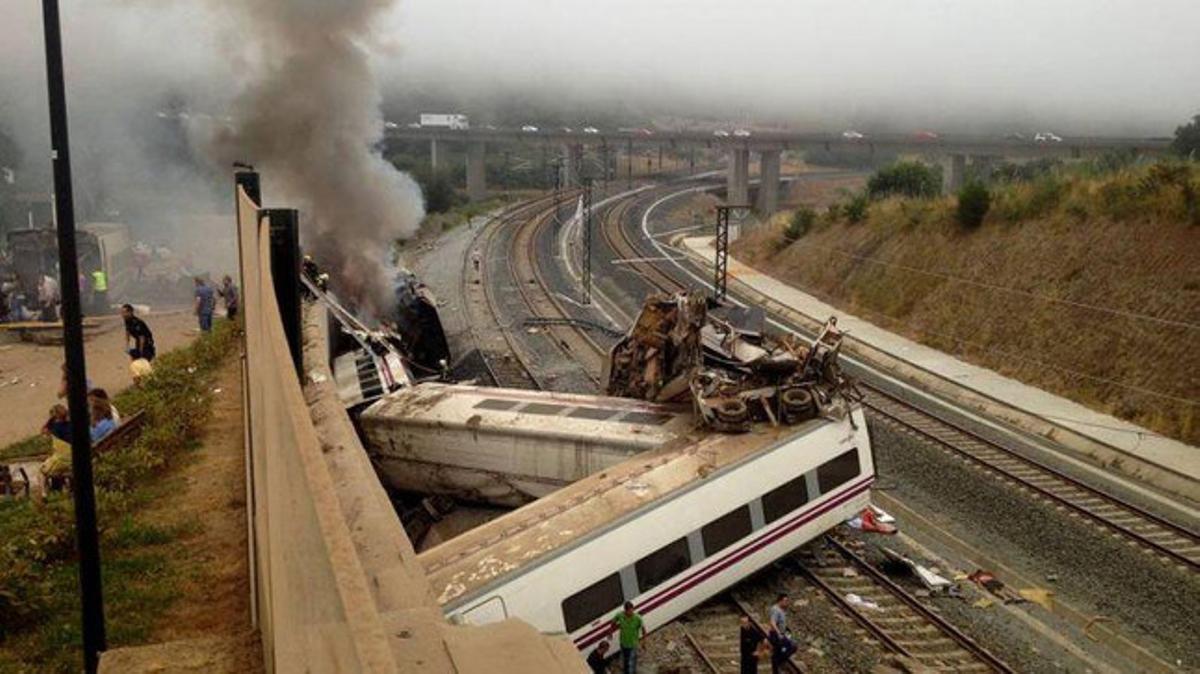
[460,596,508,626]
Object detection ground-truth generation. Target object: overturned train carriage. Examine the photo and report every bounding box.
[359,384,692,506]
[419,406,873,655]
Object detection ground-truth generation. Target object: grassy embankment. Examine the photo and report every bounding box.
[0,322,239,672]
[734,161,1200,444]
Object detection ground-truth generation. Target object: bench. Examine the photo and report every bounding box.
[1,411,149,496]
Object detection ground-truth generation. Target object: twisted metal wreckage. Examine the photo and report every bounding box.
[606,291,858,432]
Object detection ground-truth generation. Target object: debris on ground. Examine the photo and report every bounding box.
[881,548,953,592]
[845,593,883,611]
[606,291,858,432]
[846,507,898,534]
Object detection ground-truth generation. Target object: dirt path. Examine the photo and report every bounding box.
[0,310,202,447]
[116,357,262,672]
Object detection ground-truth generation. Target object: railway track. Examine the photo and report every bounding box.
[506,189,607,387]
[862,387,1200,572]
[796,537,1013,673]
[462,195,561,389]
[677,594,803,673]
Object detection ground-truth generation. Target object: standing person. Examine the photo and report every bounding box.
[767,594,797,673]
[121,304,156,361]
[78,272,90,314]
[90,267,108,313]
[611,602,645,674]
[586,641,612,674]
[739,615,767,674]
[218,275,239,320]
[194,277,216,332]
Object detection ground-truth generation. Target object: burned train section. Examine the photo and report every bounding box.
[304,257,872,658]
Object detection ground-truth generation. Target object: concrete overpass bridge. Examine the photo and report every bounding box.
[386,127,1172,213]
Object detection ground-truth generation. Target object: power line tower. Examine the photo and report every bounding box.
[714,204,749,301]
[582,179,593,304]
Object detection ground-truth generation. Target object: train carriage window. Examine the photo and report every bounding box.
[635,537,691,593]
[817,448,860,494]
[701,505,753,557]
[561,572,624,633]
[762,474,810,523]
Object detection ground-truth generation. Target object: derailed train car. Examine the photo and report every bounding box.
[420,404,872,655]
[392,292,875,656]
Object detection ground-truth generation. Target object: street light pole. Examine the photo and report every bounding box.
[40,1,106,672]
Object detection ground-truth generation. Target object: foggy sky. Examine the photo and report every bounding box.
[2,0,1198,207]
[386,0,1200,135]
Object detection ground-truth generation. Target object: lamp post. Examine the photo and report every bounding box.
[40,1,106,671]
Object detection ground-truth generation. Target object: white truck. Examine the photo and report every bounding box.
[418,113,469,130]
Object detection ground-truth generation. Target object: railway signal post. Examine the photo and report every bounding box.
[714,205,750,302]
[583,179,593,304]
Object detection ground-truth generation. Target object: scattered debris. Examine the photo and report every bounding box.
[1018,588,1054,610]
[881,548,953,591]
[845,593,883,611]
[967,569,1025,604]
[846,507,898,534]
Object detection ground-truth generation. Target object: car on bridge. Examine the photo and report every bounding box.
[521,125,539,133]
[733,129,752,137]
[842,130,866,140]
[583,126,600,134]
[712,129,730,137]
[1034,131,1063,143]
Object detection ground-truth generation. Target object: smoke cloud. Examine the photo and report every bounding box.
[208,0,424,316]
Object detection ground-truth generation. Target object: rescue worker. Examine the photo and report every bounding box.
[91,268,109,314]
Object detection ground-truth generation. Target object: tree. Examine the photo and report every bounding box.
[956,181,991,229]
[1173,114,1200,158]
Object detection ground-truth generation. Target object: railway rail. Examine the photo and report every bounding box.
[796,537,1013,673]
[462,195,561,390]
[862,388,1200,572]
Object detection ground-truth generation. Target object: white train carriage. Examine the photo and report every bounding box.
[360,383,693,506]
[419,406,873,655]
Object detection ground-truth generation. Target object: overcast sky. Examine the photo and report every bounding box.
[384,0,1200,134]
[3,0,1198,188]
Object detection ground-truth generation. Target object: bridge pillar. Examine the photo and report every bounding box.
[943,153,966,193]
[430,138,440,171]
[561,143,584,187]
[727,147,750,205]
[756,149,782,214]
[466,141,487,202]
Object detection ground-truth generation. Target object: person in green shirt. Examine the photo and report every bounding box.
[611,602,645,674]
[91,269,108,314]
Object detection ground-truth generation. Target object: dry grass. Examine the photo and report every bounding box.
[734,165,1200,444]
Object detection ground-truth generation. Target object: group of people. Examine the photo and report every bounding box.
[586,595,798,674]
[40,379,122,489]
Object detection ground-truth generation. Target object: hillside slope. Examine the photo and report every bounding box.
[733,165,1200,444]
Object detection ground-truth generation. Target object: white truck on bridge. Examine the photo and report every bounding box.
[419,113,469,130]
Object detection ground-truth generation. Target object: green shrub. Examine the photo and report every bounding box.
[867,161,942,199]
[784,207,815,242]
[0,321,239,651]
[956,182,991,229]
[1172,113,1200,158]
[845,193,869,223]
